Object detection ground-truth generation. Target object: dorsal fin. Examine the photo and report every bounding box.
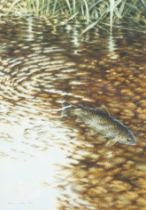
[97,105,110,115]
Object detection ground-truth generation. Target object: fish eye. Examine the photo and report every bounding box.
[126,137,136,145]
[127,138,131,142]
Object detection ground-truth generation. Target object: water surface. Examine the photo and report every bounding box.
[0,16,146,210]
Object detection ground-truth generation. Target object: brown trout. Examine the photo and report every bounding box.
[62,104,136,145]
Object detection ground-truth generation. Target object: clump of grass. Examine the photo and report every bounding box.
[0,0,146,31]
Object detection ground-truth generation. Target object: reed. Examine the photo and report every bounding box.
[1,0,146,31]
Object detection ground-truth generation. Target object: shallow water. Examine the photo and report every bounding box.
[0,16,146,210]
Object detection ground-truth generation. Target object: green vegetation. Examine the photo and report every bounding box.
[1,0,146,31]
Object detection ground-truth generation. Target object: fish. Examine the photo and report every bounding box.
[62,103,136,146]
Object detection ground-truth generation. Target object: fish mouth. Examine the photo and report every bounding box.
[126,140,136,145]
[119,140,136,145]
[129,141,136,145]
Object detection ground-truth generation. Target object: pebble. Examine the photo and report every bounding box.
[139,99,146,108]
[109,180,131,192]
[126,102,136,110]
[126,191,138,200]
[88,186,107,196]
[122,109,134,117]
[120,89,134,96]
[114,157,126,165]
[138,112,146,120]
[136,178,146,188]
[136,164,146,172]
[137,198,146,206]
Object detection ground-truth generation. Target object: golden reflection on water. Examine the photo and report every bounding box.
[0,17,146,210]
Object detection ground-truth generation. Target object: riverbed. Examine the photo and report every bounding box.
[0,16,146,210]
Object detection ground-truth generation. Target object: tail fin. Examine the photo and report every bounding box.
[60,102,74,118]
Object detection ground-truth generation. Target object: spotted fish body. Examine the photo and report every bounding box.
[63,104,136,145]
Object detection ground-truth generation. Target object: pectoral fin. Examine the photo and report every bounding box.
[106,138,118,147]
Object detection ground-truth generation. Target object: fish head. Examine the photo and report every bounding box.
[120,129,136,145]
[116,128,136,145]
